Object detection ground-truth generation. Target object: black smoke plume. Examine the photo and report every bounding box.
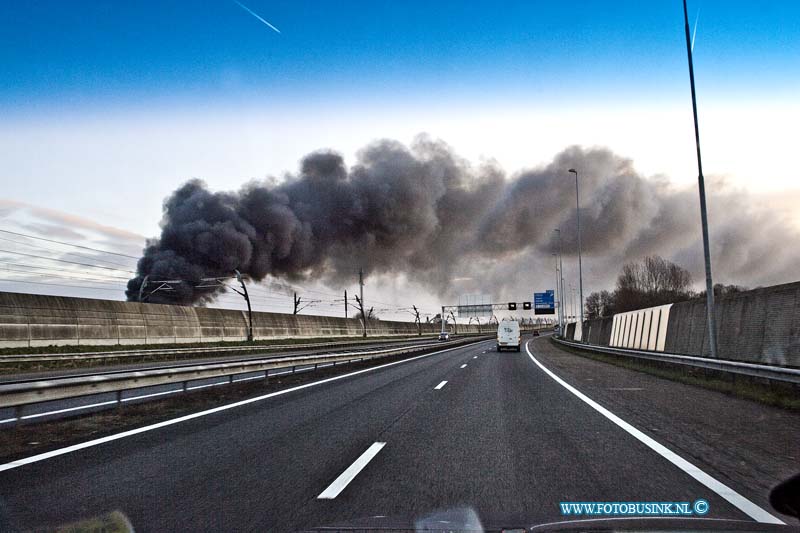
[127,136,799,304]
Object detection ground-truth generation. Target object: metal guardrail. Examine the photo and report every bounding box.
[0,335,458,364]
[0,336,492,425]
[553,337,800,385]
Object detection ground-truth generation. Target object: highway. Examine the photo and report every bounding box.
[0,336,454,382]
[0,336,487,426]
[0,335,797,531]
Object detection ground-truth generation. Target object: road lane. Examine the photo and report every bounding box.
[531,335,800,525]
[0,340,488,532]
[524,340,781,524]
[0,334,788,531]
[303,337,755,528]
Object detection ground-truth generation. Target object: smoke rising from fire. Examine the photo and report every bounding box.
[126,136,799,304]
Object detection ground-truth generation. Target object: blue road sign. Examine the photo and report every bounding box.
[534,290,555,315]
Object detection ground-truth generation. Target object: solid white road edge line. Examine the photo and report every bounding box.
[122,389,182,401]
[317,442,386,499]
[21,400,119,419]
[434,381,448,390]
[524,341,784,525]
[0,342,486,473]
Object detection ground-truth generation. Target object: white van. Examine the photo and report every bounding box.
[496,319,521,352]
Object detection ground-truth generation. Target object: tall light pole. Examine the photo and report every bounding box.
[568,282,574,322]
[552,252,561,332]
[555,229,565,330]
[568,169,584,338]
[682,0,718,359]
[572,286,577,323]
[553,233,561,330]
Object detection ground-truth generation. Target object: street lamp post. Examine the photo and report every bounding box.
[555,229,565,334]
[682,0,718,359]
[556,229,565,330]
[568,169,584,340]
[568,282,574,322]
[571,287,578,322]
[552,252,561,333]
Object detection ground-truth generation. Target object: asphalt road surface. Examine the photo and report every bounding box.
[0,335,796,531]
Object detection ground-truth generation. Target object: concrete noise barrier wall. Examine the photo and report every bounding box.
[583,316,614,346]
[565,322,576,341]
[576,280,800,368]
[665,281,800,367]
[0,292,483,349]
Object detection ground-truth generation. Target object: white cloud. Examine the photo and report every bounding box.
[0,96,797,309]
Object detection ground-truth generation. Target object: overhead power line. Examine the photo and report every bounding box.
[0,278,124,292]
[0,235,136,269]
[0,267,130,285]
[0,249,136,274]
[0,228,139,259]
[0,258,431,320]
[0,261,131,281]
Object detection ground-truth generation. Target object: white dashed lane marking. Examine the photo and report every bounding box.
[317,442,386,499]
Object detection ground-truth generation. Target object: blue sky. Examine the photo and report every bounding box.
[2,0,799,230]
[2,0,799,114]
[0,1,799,310]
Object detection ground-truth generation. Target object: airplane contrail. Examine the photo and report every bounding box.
[691,8,700,51]
[233,0,281,34]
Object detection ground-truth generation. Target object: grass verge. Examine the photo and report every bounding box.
[548,337,800,411]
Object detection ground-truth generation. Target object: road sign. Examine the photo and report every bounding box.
[534,290,555,315]
[457,294,492,317]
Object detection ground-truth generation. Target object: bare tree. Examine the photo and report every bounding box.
[585,289,615,319]
[354,304,377,321]
[696,283,749,300]
[448,311,457,334]
[612,255,693,313]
